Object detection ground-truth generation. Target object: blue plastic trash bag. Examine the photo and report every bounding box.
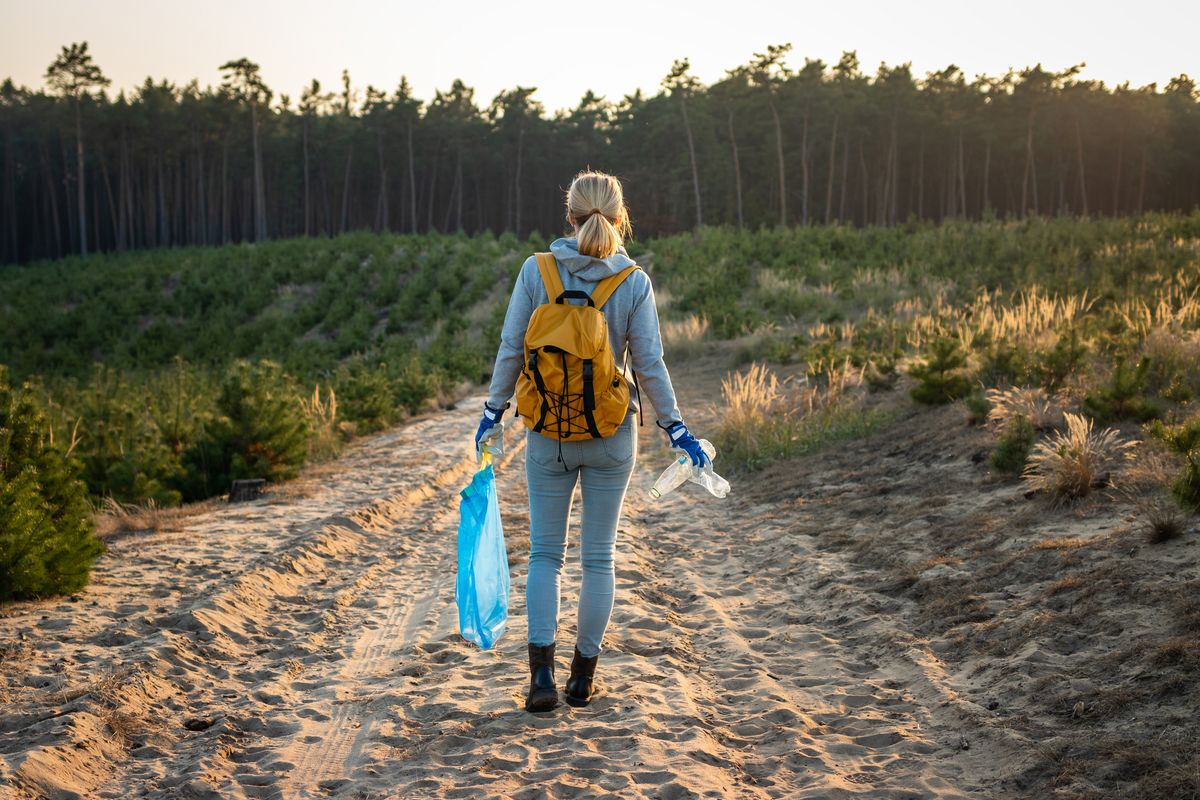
[456,453,510,649]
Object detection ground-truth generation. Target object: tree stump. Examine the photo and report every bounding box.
[229,479,266,503]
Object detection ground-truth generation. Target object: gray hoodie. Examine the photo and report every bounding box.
[485,236,683,427]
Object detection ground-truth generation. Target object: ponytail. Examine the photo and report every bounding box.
[566,171,632,258]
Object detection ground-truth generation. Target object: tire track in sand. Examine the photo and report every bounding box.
[275,410,527,799]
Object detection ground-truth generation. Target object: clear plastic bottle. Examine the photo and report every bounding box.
[648,454,692,499]
[648,439,728,499]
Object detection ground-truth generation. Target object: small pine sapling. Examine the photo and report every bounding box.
[1147,414,1200,514]
[991,414,1036,475]
[964,387,991,426]
[908,337,971,405]
[1082,355,1160,424]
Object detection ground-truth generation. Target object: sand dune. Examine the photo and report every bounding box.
[2,382,1195,798]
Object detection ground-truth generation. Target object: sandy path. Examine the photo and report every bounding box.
[2,396,993,799]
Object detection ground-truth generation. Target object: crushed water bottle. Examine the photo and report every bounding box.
[648,439,730,500]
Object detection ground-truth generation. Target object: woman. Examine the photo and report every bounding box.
[474,170,709,713]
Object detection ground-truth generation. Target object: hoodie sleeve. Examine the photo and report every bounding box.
[485,256,538,412]
[626,271,683,427]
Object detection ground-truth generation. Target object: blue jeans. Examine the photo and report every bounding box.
[525,412,637,658]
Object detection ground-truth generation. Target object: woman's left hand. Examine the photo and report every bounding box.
[660,420,709,468]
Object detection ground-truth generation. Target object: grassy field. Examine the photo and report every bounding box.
[4,213,1200,509]
[1,230,557,507]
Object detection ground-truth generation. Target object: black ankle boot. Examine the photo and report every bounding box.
[525,643,559,713]
[564,646,599,707]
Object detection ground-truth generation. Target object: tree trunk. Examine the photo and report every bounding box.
[981,137,991,215]
[857,141,869,225]
[880,126,894,225]
[74,98,88,257]
[944,147,954,218]
[680,94,703,228]
[1111,134,1123,216]
[916,135,925,218]
[800,107,810,225]
[251,102,267,242]
[60,139,77,252]
[824,113,838,224]
[195,133,207,245]
[454,147,464,231]
[1137,147,1147,213]
[839,135,849,222]
[1021,108,1038,215]
[3,129,17,262]
[957,131,967,217]
[120,131,132,250]
[40,143,63,259]
[340,144,353,234]
[426,152,438,232]
[157,152,168,246]
[221,135,230,243]
[407,119,418,233]
[375,128,389,232]
[728,109,744,228]
[514,125,524,235]
[1074,120,1088,216]
[769,96,786,226]
[98,149,118,249]
[302,116,311,236]
[889,115,899,223]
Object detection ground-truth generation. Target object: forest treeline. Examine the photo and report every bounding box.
[2,42,1198,264]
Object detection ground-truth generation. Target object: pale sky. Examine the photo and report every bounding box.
[3,0,1196,113]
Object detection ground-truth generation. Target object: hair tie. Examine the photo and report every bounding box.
[588,208,603,217]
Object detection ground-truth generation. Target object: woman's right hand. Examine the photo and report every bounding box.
[475,402,506,461]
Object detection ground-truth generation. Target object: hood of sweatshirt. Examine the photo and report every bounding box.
[549,237,636,280]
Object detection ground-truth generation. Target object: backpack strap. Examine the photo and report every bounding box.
[534,252,564,303]
[591,264,641,309]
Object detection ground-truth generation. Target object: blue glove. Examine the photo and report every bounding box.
[475,402,506,452]
[659,420,709,468]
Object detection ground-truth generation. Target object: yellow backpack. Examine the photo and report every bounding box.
[515,252,639,440]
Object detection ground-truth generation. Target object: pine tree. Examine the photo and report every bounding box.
[908,337,971,405]
[1148,414,1200,513]
[177,360,310,502]
[0,367,103,601]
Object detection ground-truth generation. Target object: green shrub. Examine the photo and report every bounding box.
[964,388,991,425]
[1034,328,1089,391]
[908,337,971,405]
[176,360,310,502]
[333,360,399,434]
[74,365,184,507]
[0,368,104,601]
[991,414,1037,475]
[1148,415,1200,513]
[1082,356,1160,424]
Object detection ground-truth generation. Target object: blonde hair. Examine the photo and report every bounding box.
[566,171,632,259]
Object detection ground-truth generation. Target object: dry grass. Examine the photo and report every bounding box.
[93,497,218,540]
[715,360,880,471]
[986,386,1066,431]
[303,383,345,462]
[661,313,711,361]
[1113,446,1191,544]
[1023,413,1135,503]
[1114,273,1200,335]
[1032,537,1089,551]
